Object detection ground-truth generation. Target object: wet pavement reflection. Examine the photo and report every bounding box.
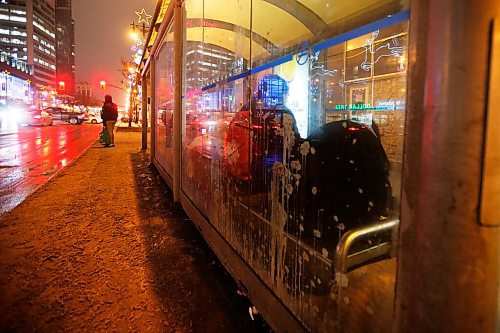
[0,123,102,214]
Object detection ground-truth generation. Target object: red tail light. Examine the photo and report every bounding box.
[251,125,263,129]
[348,126,360,131]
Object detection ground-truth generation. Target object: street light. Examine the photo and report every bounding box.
[26,79,32,105]
[3,70,10,103]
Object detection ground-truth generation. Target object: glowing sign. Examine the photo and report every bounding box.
[135,8,152,26]
[283,53,309,138]
[361,30,405,71]
[335,104,373,110]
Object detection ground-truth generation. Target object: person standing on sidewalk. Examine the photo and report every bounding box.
[101,95,118,147]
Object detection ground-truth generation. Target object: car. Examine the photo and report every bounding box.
[28,110,53,126]
[87,113,102,124]
[0,104,32,126]
[44,107,85,125]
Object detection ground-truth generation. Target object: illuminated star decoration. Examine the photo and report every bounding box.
[135,8,152,26]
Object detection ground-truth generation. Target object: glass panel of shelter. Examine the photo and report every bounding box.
[165,26,175,177]
[180,0,408,331]
[183,0,213,219]
[155,42,168,170]
[244,20,407,333]
[203,0,253,251]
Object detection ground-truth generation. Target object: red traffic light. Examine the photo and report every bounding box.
[59,81,65,91]
[100,81,106,90]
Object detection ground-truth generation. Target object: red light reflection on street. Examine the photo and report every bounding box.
[0,124,102,214]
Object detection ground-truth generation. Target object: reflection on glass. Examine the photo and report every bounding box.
[155,27,175,176]
[179,0,408,331]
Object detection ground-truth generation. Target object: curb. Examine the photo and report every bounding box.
[116,127,150,133]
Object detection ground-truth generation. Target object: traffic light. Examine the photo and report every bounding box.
[59,81,65,91]
[100,80,106,90]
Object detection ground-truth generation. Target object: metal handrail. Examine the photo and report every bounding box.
[334,218,399,274]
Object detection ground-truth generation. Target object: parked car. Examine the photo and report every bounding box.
[44,107,85,125]
[28,110,53,126]
[87,113,103,124]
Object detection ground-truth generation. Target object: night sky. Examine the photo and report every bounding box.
[73,0,157,108]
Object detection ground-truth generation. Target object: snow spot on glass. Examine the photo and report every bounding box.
[342,122,347,128]
[310,147,316,155]
[352,138,357,145]
[226,140,240,165]
[333,215,339,222]
[310,280,316,288]
[322,248,329,258]
[286,184,294,195]
[313,229,322,238]
[335,272,349,288]
[284,265,290,274]
[343,296,350,305]
[273,162,285,176]
[358,188,363,194]
[368,201,374,207]
[311,187,318,195]
[337,223,345,231]
[299,224,304,232]
[290,160,302,171]
[350,160,355,164]
[300,141,311,156]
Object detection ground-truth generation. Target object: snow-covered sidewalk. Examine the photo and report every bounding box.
[0,131,268,332]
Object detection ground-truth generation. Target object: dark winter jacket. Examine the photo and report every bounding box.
[101,102,118,122]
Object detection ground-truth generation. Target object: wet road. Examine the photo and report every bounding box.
[0,123,102,214]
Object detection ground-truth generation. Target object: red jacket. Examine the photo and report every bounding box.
[101,102,118,122]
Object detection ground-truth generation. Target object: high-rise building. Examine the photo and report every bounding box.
[55,0,73,95]
[0,0,56,90]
